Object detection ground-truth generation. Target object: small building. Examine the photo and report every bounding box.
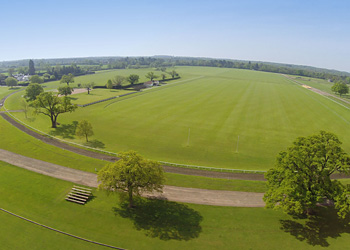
[13,74,30,82]
[144,81,154,88]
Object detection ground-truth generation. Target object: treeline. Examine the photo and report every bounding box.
[1,56,350,84]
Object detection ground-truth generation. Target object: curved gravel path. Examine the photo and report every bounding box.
[0,149,265,207]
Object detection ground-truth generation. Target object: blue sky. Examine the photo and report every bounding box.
[1,0,350,72]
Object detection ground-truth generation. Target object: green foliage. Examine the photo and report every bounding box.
[106,79,113,89]
[8,68,15,77]
[30,75,44,84]
[50,75,56,80]
[331,82,349,97]
[60,73,74,85]
[127,74,139,85]
[75,120,94,142]
[24,83,44,101]
[145,72,158,81]
[112,75,126,86]
[98,150,165,207]
[28,59,35,75]
[31,92,77,128]
[43,73,51,79]
[169,70,178,78]
[5,77,18,88]
[57,86,73,96]
[264,131,350,219]
[20,99,30,119]
[83,82,95,94]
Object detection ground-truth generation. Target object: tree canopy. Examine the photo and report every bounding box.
[5,77,18,88]
[331,82,349,97]
[29,59,35,75]
[58,86,73,96]
[106,79,113,89]
[112,75,126,86]
[25,83,44,101]
[30,75,44,84]
[60,73,75,85]
[31,92,77,128]
[263,131,350,219]
[127,74,139,85]
[83,82,95,94]
[98,151,165,208]
[76,120,94,142]
[145,72,158,81]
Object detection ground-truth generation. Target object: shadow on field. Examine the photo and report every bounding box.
[49,121,78,139]
[84,139,105,149]
[113,197,203,241]
[280,207,350,247]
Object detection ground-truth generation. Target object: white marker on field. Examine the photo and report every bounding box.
[236,135,240,153]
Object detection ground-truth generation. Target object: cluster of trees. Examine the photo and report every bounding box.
[106,70,179,89]
[46,63,87,80]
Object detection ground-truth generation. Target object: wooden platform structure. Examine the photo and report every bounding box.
[65,185,92,205]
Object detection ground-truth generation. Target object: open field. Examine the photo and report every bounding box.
[2,161,350,250]
[5,66,350,170]
[0,114,269,191]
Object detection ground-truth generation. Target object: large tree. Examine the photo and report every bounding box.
[58,86,73,96]
[30,75,44,84]
[126,74,139,85]
[25,83,44,101]
[145,72,158,81]
[31,92,77,128]
[29,59,35,75]
[76,120,94,142]
[60,73,74,85]
[98,151,165,208]
[106,79,113,89]
[263,131,350,219]
[5,77,18,88]
[83,82,95,94]
[112,75,126,86]
[331,82,349,97]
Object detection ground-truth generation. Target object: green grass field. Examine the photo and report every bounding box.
[2,161,350,250]
[5,67,350,170]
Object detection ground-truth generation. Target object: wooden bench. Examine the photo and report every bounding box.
[65,186,93,205]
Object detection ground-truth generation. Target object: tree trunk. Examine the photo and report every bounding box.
[128,188,133,208]
[51,116,57,128]
[86,134,88,142]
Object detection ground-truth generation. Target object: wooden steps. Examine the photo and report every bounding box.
[65,186,92,205]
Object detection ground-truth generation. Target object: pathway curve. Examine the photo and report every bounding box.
[0,149,265,207]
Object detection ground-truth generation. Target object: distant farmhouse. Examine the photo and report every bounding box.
[13,74,30,82]
[143,80,160,88]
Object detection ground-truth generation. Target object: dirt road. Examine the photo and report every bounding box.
[0,149,265,207]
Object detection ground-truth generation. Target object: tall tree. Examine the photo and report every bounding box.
[331,82,349,97]
[145,72,158,81]
[263,131,350,219]
[30,75,44,84]
[112,75,126,86]
[5,77,18,88]
[8,68,15,77]
[31,92,77,128]
[76,120,94,142]
[98,151,165,208]
[60,73,75,85]
[106,79,113,89]
[83,82,95,94]
[58,86,73,96]
[28,59,35,75]
[25,83,44,101]
[126,74,139,85]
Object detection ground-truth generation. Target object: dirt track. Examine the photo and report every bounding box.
[0,149,265,207]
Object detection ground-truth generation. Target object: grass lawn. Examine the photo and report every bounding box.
[5,67,350,170]
[2,161,350,250]
[0,86,22,100]
[69,88,136,105]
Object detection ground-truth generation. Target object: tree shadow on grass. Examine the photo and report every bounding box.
[49,121,78,139]
[84,139,105,149]
[113,197,203,241]
[280,207,350,247]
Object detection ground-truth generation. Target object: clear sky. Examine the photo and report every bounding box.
[1,0,349,72]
